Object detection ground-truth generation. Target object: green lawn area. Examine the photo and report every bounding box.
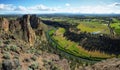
[77,21,110,34]
[50,28,114,61]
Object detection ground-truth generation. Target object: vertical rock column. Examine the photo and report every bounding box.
[22,15,36,46]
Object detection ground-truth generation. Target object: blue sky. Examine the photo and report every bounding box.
[0,0,120,14]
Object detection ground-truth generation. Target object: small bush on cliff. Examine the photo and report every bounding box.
[35,50,42,55]
[13,54,19,59]
[43,59,61,70]
[13,59,21,69]
[31,55,37,61]
[10,45,18,52]
[4,45,19,52]
[29,62,39,69]
[51,64,61,70]
[3,52,10,59]
[4,40,10,44]
[27,48,37,54]
[4,45,10,51]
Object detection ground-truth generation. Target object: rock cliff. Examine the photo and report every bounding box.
[0,15,45,46]
[0,17,9,32]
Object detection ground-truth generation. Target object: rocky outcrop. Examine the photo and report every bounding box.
[0,15,45,46]
[21,15,36,46]
[30,15,42,29]
[9,19,22,40]
[9,15,37,46]
[0,17,9,32]
[84,58,120,70]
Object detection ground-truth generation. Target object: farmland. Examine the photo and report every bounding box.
[42,16,120,61]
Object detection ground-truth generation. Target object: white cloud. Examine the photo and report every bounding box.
[0,3,120,14]
[0,4,15,11]
[65,3,70,7]
[0,4,57,12]
[108,2,120,7]
[55,3,120,14]
[15,6,27,11]
[28,4,57,11]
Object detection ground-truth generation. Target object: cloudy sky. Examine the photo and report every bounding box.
[0,0,120,14]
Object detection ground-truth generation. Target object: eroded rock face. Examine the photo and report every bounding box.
[30,15,42,29]
[0,17,9,32]
[0,15,41,46]
[21,15,36,46]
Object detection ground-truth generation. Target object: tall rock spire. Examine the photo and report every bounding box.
[21,15,36,46]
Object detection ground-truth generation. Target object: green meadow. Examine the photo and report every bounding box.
[77,21,110,34]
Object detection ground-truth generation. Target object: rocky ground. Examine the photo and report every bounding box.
[0,15,71,70]
[0,38,70,70]
[0,15,120,70]
[84,58,120,70]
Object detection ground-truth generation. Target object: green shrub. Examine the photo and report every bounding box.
[13,54,19,59]
[4,45,18,52]
[28,67,33,70]
[10,45,18,52]
[27,48,37,54]
[43,59,61,70]
[31,55,37,61]
[35,50,42,55]
[4,40,10,44]
[29,62,39,69]
[3,52,10,59]
[13,59,20,69]
[51,64,61,70]
[4,45,10,51]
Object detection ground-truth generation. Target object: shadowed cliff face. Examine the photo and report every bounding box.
[30,15,42,29]
[0,15,44,46]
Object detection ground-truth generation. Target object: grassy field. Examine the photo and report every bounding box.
[42,16,120,35]
[51,28,114,60]
[110,18,120,35]
[111,23,120,35]
[77,21,110,34]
